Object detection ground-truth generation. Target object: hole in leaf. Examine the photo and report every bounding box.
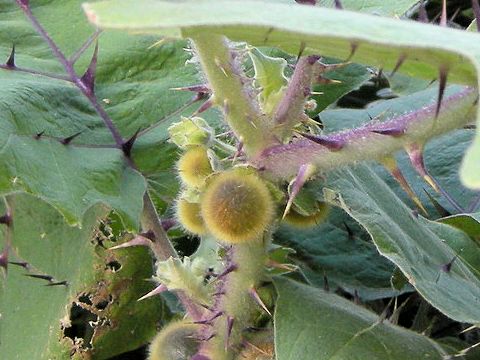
[106,260,122,272]
[63,302,98,350]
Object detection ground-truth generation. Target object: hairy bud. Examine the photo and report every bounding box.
[201,170,274,243]
[176,198,207,235]
[149,321,200,360]
[178,146,213,188]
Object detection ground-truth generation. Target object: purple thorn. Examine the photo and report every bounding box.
[25,274,54,282]
[283,163,315,218]
[61,131,83,145]
[249,287,271,316]
[371,127,406,137]
[122,127,141,158]
[34,130,45,140]
[218,264,237,278]
[298,132,345,151]
[323,273,330,292]
[0,247,9,273]
[441,255,458,273]
[390,54,407,77]
[418,0,429,23]
[195,97,213,115]
[9,261,29,269]
[46,280,69,287]
[334,0,343,9]
[0,213,12,226]
[16,0,29,9]
[160,218,176,232]
[354,289,361,305]
[473,0,480,31]
[192,355,211,360]
[436,66,448,118]
[109,234,152,251]
[140,229,156,241]
[6,44,15,68]
[306,55,322,65]
[137,284,168,301]
[80,41,98,95]
[171,84,210,93]
[343,221,355,240]
[440,0,447,27]
[194,311,224,325]
[346,43,358,61]
[225,316,234,351]
[295,0,316,4]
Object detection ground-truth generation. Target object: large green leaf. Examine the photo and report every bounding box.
[324,164,480,323]
[0,0,216,228]
[83,0,480,187]
[0,195,101,359]
[274,278,446,360]
[274,207,400,300]
[0,194,167,359]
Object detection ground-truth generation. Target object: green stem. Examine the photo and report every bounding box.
[141,192,204,321]
[197,238,268,359]
[188,32,275,156]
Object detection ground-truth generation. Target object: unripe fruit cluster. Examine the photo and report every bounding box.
[176,149,275,243]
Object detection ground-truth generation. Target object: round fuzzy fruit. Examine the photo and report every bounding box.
[176,198,206,235]
[148,321,199,360]
[283,202,330,228]
[201,170,274,243]
[178,146,213,187]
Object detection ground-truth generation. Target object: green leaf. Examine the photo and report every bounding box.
[0,136,145,230]
[83,0,480,189]
[440,213,480,242]
[274,207,401,300]
[0,195,101,359]
[324,164,480,323]
[0,195,168,359]
[0,0,221,227]
[274,278,446,360]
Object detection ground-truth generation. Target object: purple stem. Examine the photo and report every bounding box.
[256,86,477,180]
[467,194,480,212]
[0,64,72,82]
[16,0,124,148]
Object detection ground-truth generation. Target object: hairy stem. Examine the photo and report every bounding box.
[256,86,478,180]
[196,239,267,359]
[273,55,318,140]
[189,32,275,156]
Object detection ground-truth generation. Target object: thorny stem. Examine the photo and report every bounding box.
[0,63,72,82]
[188,32,275,156]
[255,86,478,180]
[17,0,124,147]
[273,55,318,140]
[195,239,268,360]
[16,1,202,320]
